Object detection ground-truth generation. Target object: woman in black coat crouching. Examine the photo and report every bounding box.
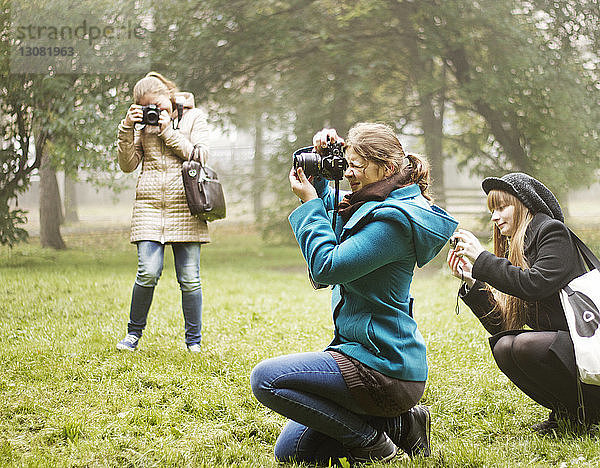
[447,172,600,434]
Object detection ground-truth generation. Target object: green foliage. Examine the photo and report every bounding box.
[144,0,599,238]
[0,205,28,246]
[48,75,133,188]
[2,0,599,242]
[0,0,145,246]
[2,227,600,466]
[436,0,600,194]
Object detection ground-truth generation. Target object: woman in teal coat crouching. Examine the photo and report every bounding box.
[251,123,457,464]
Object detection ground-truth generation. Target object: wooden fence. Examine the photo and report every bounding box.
[442,187,488,216]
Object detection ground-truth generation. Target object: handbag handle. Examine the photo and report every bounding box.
[569,229,600,271]
[189,144,207,166]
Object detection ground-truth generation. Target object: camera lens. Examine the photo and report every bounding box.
[142,105,160,126]
[146,109,159,125]
[293,152,321,177]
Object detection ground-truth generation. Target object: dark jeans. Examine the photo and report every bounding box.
[250,351,412,464]
[492,331,600,421]
[127,241,202,345]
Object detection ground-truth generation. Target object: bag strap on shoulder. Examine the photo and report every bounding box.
[569,228,600,271]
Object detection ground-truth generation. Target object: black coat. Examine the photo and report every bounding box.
[460,212,586,336]
[461,212,600,419]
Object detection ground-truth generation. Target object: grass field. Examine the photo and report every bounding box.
[1,224,600,467]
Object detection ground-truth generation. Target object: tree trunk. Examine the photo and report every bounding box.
[409,48,447,207]
[39,152,66,249]
[418,87,446,207]
[445,46,531,172]
[63,173,79,223]
[253,115,264,224]
[327,65,351,136]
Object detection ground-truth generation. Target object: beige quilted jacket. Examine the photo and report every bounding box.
[117,92,211,244]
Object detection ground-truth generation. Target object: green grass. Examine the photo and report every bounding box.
[1,224,600,467]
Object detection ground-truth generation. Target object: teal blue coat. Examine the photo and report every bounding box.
[289,181,458,381]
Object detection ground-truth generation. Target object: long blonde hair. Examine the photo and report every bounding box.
[486,189,534,329]
[133,72,179,105]
[346,122,432,201]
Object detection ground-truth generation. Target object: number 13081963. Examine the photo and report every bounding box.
[18,46,75,57]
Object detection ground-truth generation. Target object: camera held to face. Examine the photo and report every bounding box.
[449,236,458,249]
[141,104,161,126]
[293,141,349,180]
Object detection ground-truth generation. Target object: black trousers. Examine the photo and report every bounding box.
[491,331,600,421]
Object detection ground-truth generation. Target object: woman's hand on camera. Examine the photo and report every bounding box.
[158,109,171,132]
[124,104,143,126]
[289,167,317,203]
[447,249,475,287]
[313,128,344,149]
[451,229,485,264]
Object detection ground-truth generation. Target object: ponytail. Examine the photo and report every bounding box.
[405,153,432,202]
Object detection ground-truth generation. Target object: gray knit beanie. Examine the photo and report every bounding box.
[482,172,564,222]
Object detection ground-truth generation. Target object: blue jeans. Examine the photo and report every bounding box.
[127,241,202,345]
[250,352,382,464]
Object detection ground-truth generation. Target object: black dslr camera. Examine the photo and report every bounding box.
[293,141,348,180]
[141,104,160,126]
[292,140,349,290]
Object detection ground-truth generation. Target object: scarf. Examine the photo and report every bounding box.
[338,172,411,223]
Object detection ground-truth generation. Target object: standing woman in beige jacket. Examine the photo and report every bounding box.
[116,72,210,352]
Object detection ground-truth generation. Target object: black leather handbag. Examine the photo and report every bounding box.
[182,145,226,221]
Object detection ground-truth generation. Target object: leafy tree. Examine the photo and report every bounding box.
[6,0,595,247]
[1,0,145,247]
[0,6,50,245]
[0,68,132,248]
[423,0,599,197]
[39,76,132,248]
[146,0,365,236]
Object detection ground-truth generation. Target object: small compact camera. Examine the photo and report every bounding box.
[449,236,459,249]
[141,104,160,126]
[293,141,348,180]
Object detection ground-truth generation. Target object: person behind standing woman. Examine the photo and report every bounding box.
[447,173,600,434]
[115,72,210,352]
[251,123,458,464]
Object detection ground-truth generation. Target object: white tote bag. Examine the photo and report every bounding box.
[560,232,600,386]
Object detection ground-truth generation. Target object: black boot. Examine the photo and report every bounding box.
[397,405,431,457]
[531,411,559,435]
[349,432,398,463]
